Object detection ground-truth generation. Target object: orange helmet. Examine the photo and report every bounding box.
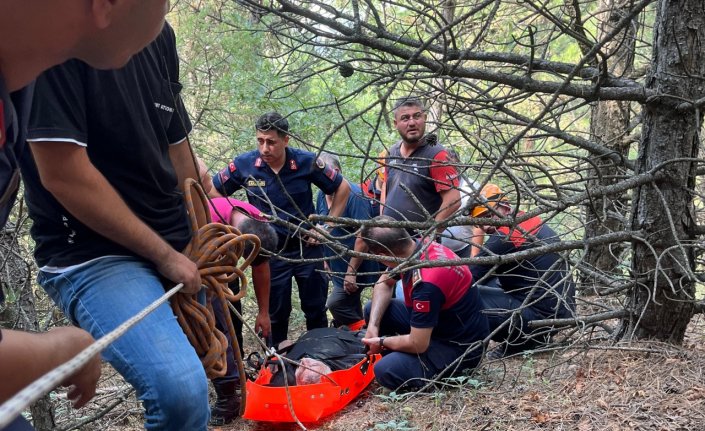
[471,183,509,217]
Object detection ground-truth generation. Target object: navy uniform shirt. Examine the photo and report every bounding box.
[212,147,343,242]
[469,213,576,316]
[398,240,489,344]
[21,23,193,268]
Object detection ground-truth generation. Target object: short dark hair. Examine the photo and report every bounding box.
[318,151,342,171]
[360,215,413,255]
[255,112,289,138]
[392,96,425,115]
[236,218,278,256]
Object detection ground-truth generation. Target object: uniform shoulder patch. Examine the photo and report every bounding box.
[229,161,236,172]
[218,168,230,185]
[412,300,430,313]
[411,269,422,287]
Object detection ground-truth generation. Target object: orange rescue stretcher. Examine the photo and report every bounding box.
[243,354,381,423]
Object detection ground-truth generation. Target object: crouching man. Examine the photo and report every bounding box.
[361,216,489,390]
[468,184,576,358]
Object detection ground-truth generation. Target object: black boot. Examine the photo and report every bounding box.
[209,379,241,426]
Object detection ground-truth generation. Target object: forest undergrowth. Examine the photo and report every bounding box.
[44,301,705,431]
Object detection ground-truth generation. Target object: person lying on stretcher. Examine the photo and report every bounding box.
[265,327,367,386]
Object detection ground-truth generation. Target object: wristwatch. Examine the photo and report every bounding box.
[378,336,387,350]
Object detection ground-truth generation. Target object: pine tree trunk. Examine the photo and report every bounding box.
[620,0,705,342]
[581,0,636,291]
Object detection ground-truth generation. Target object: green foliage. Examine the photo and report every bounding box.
[166,0,666,312]
[369,420,418,431]
[171,2,392,182]
[441,375,483,389]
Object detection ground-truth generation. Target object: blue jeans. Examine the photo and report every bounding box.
[38,256,209,430]
[1,416,34,431]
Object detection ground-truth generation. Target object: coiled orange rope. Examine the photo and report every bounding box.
[171,178,258,411]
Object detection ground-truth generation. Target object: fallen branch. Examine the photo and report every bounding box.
[528,309,630,329]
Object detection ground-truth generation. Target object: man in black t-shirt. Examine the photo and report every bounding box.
[20,23,209,430]
[1,3,170,430]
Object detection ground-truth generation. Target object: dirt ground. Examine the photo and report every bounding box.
[216,321,705,431]
[47,313,705,431]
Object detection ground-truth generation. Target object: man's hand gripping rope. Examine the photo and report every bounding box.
[171,178,260,415]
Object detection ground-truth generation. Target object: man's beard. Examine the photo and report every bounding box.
[401,131,424,145]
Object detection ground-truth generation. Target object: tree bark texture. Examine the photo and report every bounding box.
[582,0,637,289]
[428,0,456,128]
[622,0,705,342]
[0,223,56,430]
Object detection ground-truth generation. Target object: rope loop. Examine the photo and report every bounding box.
[173,178,259,399]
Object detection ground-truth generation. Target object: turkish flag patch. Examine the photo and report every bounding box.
[228,162,236,172]
[413,300,430,313]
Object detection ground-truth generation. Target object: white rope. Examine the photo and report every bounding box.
[0,283,184,429]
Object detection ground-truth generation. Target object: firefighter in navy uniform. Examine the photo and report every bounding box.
[212,112,351,345]
[469,184,576,358]
[360,216,489,390]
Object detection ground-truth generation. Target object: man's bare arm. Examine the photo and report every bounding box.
[435,187,461,233]
[251,262,272,338]
[363,327,433,354]
[344,236,368,294]
[364,273,395,345]
[0,327,101,407]
[327,179,351,219]
[169,139,199,193]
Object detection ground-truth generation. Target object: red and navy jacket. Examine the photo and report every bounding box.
[382,137,459,224]
[399,240,489,344]
[469,213,575,316]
